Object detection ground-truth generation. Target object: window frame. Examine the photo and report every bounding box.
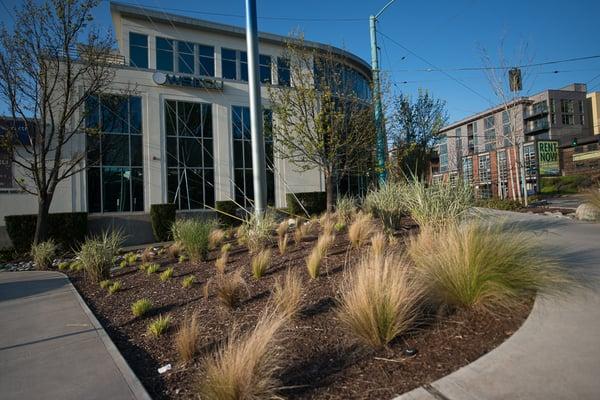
[129,32,148,69]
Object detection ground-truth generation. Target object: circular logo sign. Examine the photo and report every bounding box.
[152,71,167,85]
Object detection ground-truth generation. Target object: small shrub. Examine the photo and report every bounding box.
[251,248,272,279]
[99,279,112,289]
[348,212,375,248]
[215,250,229,274]
[221,243,232,253]
[197,310,286,400]
[182,275,196,288]
[57,261,69,271]
[124,252,138,265]
[364,182,406,230]
[238,213,275,254]
[215,200,241,227]
[210,269,247,309]
[150,203,177,242]
[178,255,188,263]
[175,219,217,262]
[208,228,226,250]
[30,240,56,270]
[402,179,473,230]
[160,267,174,281]
[337,252,423,348]
[407,220,573,312]
[167,242,182,259]
[277,234,288,255]
[131,298,152,317]
[294,219,314,244]
[108,281,122,294]
[141,247,154,263]
[336,195,357,223]
[272,269,302,319]
[286,192,326,215]
[306,247,323,279]
[476,197,522,211]
[146,263,160,275]
[118,260,128,269]
[147,314,171,337]
[276,219,289,239]
[334,221,346,232]
[175,312,201,362]
[69,260,83,271]
[78,231,124,283]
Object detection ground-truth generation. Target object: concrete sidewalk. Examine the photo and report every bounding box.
[0,271,150,400]
[395,211,600,400]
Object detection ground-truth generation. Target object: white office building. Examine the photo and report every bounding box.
[0,1,372,245]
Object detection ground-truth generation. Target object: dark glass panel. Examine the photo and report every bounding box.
[232,106,243,139]
[204,169,215,207]
[156,37,174,71]
[86,134,101,167]
[242,107,251,139]
[178,53,194,74]
[129,32,147,47]
[178,102,202,137]
[101,134,129,166]
[102,167,131,212]
[178,138,203,168]
[167,168,179,206]
[87,167,101,213]
[165,100,177,136]
[100,95,128,133]
[277,57,290,86]
[166,137,178,167]
[202,104,212,137]
[131,168,144,211]
[130,135,143,167]
[240,52,248,82]
[234,169,245,205]
[203,138,213,168]
[244,170,254,204]
[85,95,99,129]
[186,168,204,209]
[129,97,142,134]
[178,169,190,210]
[243,141,252,169]
[222,59,236,80]
[129,32,148,68]
[266,169,275,206]
[233,141,243,168]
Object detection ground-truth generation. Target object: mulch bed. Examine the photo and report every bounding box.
[66,219,532,400]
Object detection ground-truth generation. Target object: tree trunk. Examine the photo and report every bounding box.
[34,195,51,245]
[325,172,335,213]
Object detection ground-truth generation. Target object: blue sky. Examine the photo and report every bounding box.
[1,0,600,123]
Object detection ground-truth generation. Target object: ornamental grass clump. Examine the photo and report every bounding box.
[30,240,56,270]
[251,248,272,279]
[209,228,226,250]
[108,281,122,294]
[182,275,196,288]
[272,269,303,319]
[348,212,376,248]
[141,247,154,263]
[238,213,275,254]
[175,312,201,362]
[176,219,217,262]
[99,279,112,289]
[337,252,423,348]
[78,231,124,283]
[147,314,171,337]
[277,234,288,255]
[407,219,573,312]
[370,232,387,258]
[197,309,287,400]
[401,178,473,231]
[335,195,357,223]
[305,233,334,279]
[208,269,248,309]
[131,298,152,317]
[160,267,174,281]
[167,242,182,259]
[364,182,406,231]
[146,263,160,275]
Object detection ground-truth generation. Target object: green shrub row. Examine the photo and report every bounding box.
[286,192,326,216]
[540,174,596,195]
[215,200,241,226]
[5,212,87,253]
[150,204,177,242]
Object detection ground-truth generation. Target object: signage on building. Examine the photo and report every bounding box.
[537,140,560,176]
[152,72,223,91]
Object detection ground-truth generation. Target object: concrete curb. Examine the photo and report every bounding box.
[59,272,152,400]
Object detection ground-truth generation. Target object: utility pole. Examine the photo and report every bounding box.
[245,0,267,218]
[370,0,397,184]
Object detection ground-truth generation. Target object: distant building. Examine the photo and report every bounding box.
[433,83,598,199]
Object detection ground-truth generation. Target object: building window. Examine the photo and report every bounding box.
[232,106,275,208]
[561,99,575,125]
[550,99,556,124]
[259,55,272,84]
[198,45,215,77]
[439,137,448,173]
[129,32,148,68]
[576,100,585,125]
[483,115,495,151]
[462,157,473,183]
[277,57,290,86]
[86,95,144,213]
[478,154,491,183]
[240,51,248,81]
[524,144,537,179]
[467,121,477,151]
[178,41,195,74]
[165,100,214,210]
[497,150,508,181]
[222,48,237,80]
[156,37,174,72]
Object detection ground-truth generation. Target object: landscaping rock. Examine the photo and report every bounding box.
[575,203,600,221]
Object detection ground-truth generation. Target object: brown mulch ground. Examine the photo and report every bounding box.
[66,220,532,400]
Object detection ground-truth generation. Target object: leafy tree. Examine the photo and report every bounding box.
[0,0,117,243]
[268,35,376,212]
[388,90,448,180]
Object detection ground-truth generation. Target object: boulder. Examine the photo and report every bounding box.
[575,203,600,221]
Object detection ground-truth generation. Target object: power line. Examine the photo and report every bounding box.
[377,30,493,105]
[106,0,365,22]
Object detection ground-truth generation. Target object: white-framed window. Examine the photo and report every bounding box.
[483,115,496,151]
[155,37,215,77]
[478,153,491,183]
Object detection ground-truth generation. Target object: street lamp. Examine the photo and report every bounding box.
[370,0,397,184]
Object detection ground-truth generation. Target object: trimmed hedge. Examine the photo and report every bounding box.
[150,203,177,241]
[5,212,87,253]
[286,192,327,216]
[215,200,240,226]
[540,175,594,195]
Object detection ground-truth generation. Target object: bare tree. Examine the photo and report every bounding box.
[480,39,535,204]
[0,0,117,243]
[268,35,376,212]
[388,89,448,180]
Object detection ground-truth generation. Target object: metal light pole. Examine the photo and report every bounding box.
[245,0,267,218]
[370,0,396,184]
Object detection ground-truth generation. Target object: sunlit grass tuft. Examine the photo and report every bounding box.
[131,298,152,317]
[251,248,272,279]
[147,314,171,337]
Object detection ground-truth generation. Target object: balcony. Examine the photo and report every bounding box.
[524,118,550,135]
[523,102,549,120]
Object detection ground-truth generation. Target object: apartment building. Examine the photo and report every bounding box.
[434,83,596,198]
[0,1,372,245]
